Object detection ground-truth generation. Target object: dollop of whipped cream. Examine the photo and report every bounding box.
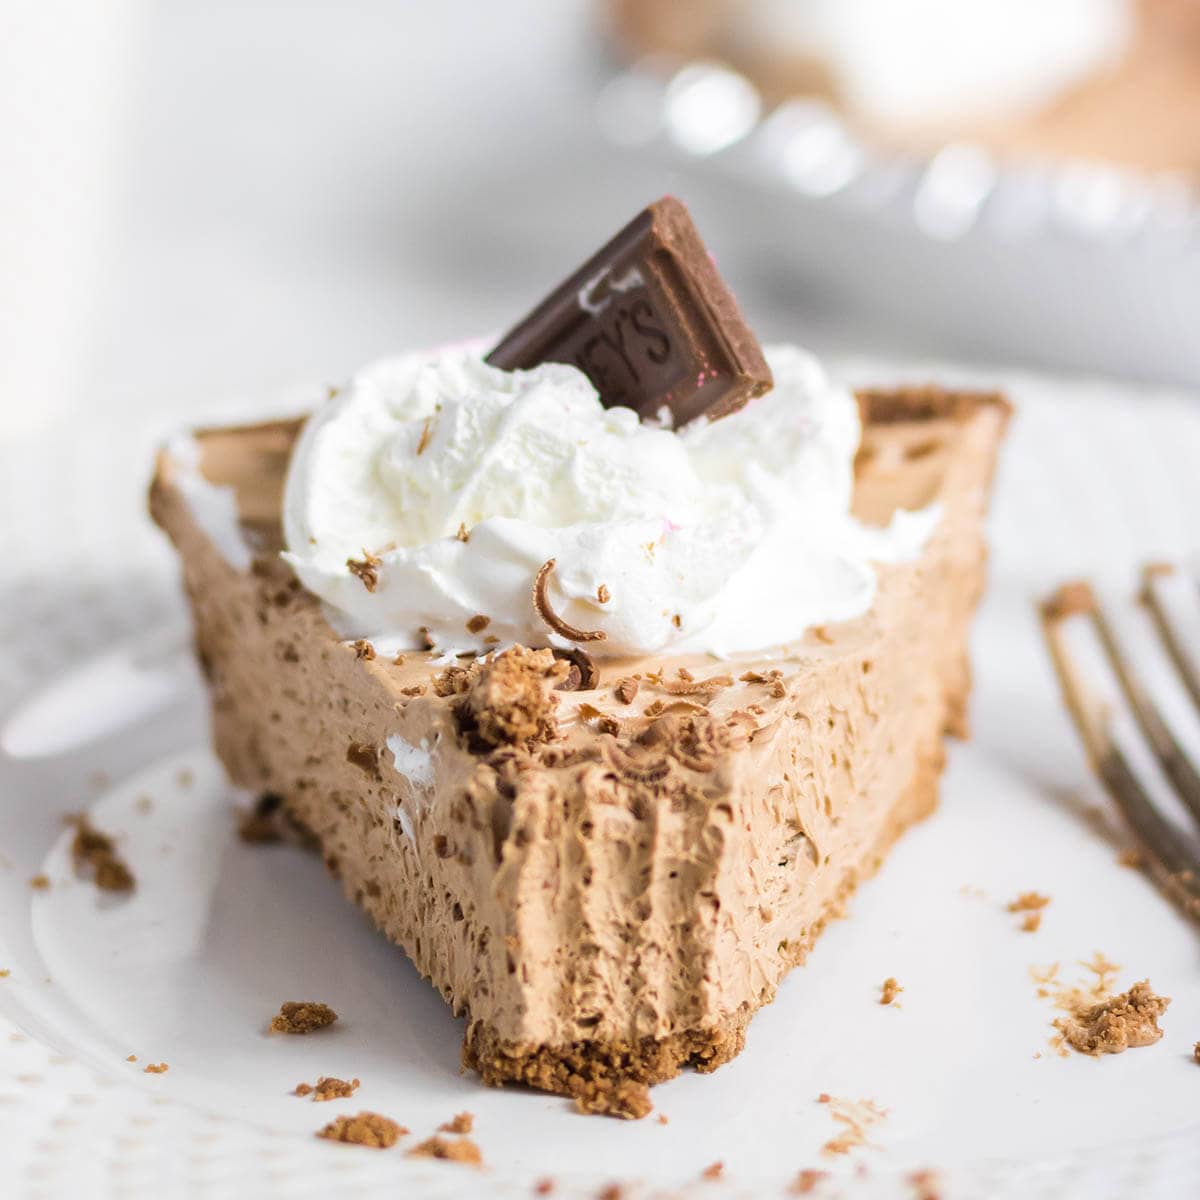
[282,344,938,659]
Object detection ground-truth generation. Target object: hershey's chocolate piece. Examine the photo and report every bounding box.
[486,197,772,427]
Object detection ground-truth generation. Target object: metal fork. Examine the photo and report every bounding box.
[1041,564,1200,925]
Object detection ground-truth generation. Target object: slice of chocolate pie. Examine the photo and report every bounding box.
[150,201,1009,1117]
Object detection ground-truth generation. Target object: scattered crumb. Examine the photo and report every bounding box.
[1118,848,1144,869]
[401,684,426,697]
[143,1063,168,1074]
[176,768,193,788]
[300,1076,361,1101]
[789,1170,829,1195]
[1007,891,1050,932]
[392,653,407,666]
[701,1161,724,1180]
[671,613,681,629]
[1193,1041,1199,1064]
[438,1111,474,1134]
[534,1179,555,1195]
[615,678,638,705]
[29,874,50,890]
[466,615,490,634]
[908,1169,942,1200]
[1054,980,1170,1056]
[346,550,382,593]
[1031,952,1128,1055]
[817,1094,887,1157]
[352,639,376,661]
[269,1001,338,1035]
[597,1187,624,1200]
[317,1112,406,1149]
[597,584,611,604]
[0,969,9,979]
[656,1113,669,1126]
[880,977,903,1006]
[69,815,135,892]
[406,1135,483,1166]
[455,523,470,543]
[125,1054,136,1062]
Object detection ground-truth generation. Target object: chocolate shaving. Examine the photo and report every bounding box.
[416,417,433,455]
[553,646,599,691]
[602,742,672,783]
[532,559,606,644]
[655,674,733,697]
[455,523,470,542]
[346,549,382,593]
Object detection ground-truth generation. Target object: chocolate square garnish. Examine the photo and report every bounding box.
[486,197,772,427]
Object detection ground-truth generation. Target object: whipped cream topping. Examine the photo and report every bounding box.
[740,0,1132,130]
[281,344,938,659]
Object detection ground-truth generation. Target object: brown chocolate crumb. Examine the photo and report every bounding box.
[29,875,50,890]
[125,1053,136,1061]
[671,613,682,628]
[466,615,491,634]
[597,1187,624,1200]
[401,684,426,697]
[392,653,407,666]
[407,1135,483,1166]
[880,977,903,1006]
[0,970,10,979]
[455,646,567,749]
[644,700,666,718]
[1118,848,1144,869]
[294,1082,314,1096]
[346,550,382,593]
[416,417,434,456]
[597,584,611,604]
[352,639,376,661]
[317,1111,406,1149]
[269,1001,339,1035]
[701,1161,724,1180]
[69,815,134,892]
[238,793,285,844]
[455,523,470,543]
[1008,892,1050,932]
[532,559,606,643]
[789,1170,829,1195]
[308,1076,360,1101]
[534,1179,555,1196]
[144,1062,168,1074]
[1192,1041,1199,1064]
[438,1111,474,1134]
[656,1113,669,1125]
[1054,980,1170,1055]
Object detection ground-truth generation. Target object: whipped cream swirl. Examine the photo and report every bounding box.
[281,344,938,659]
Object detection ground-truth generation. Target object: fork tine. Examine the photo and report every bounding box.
[1085,587,1200,827]
[1141,563,1200,715]
[1041,585,1200,926]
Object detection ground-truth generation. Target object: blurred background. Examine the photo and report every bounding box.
[6,0,1200,450]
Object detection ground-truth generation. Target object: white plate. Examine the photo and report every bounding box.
[3,364,1200,1198]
